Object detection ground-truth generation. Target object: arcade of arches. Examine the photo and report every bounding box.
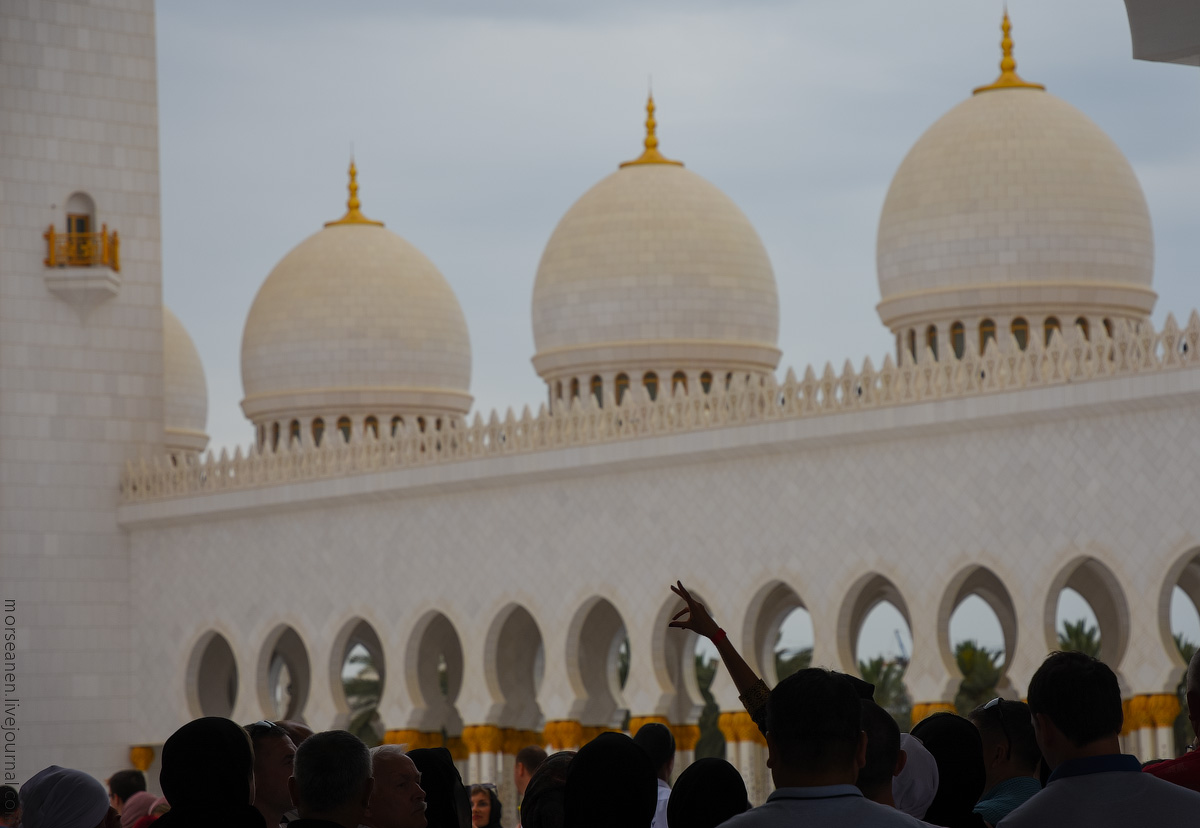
[176,554,1199,812]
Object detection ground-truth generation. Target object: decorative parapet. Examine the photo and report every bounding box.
[120,313,1200,504]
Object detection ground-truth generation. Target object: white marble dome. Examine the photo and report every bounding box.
[876,62,1155,336]
[163,305,209,455]
[241,178,472,429]
[531,107,780,392]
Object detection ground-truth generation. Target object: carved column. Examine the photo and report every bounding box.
[911,701,956,727]
[1148,693,1182,760]
[670,724,700,780]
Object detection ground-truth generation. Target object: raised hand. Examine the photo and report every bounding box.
[669,580,722,640]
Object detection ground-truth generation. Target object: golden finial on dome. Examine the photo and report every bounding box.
[325,159,384,227]
[619,93,684,168]
[973,9,1045,95]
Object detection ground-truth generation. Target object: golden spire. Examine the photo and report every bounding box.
[325,160,384,227]
[973,10,1045,95]
[619,93,684,168]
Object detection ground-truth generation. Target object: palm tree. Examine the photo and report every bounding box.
[954,640,1003,714]
[775,646,812,682]
[1057,618,1101,657]
[860,656,912,731]
[694,654,726,759]
[1174,633,1196,756]
[343,646,382,746]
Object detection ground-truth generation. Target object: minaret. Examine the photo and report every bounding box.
[0,0,165,783]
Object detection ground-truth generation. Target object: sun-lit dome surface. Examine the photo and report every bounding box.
[531,97,780,400]
[241,164,471,434]
[876,14,1155,342]
[163,305,209,455]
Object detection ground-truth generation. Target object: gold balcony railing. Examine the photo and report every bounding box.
[44,224,120,272]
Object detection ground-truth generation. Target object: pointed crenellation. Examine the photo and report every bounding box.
[118,311,1200,503]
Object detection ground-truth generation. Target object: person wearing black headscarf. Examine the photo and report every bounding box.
[563,732,657,828]
[18,765,115,828]
[910,712,986,828]
[154,717,266,828]
[519,751,573,828]
[407,747,470,828]
[666,757,749,828]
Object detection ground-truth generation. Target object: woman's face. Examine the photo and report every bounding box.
[471,791,491,827]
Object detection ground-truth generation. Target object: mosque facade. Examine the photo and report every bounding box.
[3,0,1199,816]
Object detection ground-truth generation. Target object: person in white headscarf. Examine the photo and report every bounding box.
[18,765,113,828]
[892,733,940,820]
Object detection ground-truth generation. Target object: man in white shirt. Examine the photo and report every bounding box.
[999,651,1200,827]
[633,722,675,828]
[719,668,927,828]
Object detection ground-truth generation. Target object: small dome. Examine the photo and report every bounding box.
[163,305,209,455]
[240,165,472,428]
[532,98,780,389]
[876,16,1155,335]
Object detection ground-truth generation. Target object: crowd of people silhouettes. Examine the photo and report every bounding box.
[8,580,1200,828]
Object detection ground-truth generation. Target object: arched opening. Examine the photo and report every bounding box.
[1103,318,1114,339]
[271,422,281,450]
[289,420,301,444]
[615,373,630,406]
[64,192,96,265]
[745,582,813,686]
[566,597,630,729]
[65,191,95,232]
[1011,318,1029,351]
[980,319,996,353]
[364,416,379,438]
[925,325,938,360]
[187,631,238,719]
[950,322,965,359]
[312,418,325,447]
[839,574,913,729]
[570,378,581,400]
[406,611,465,737]
[907,329,917,360]
[1075,317,1090,340]
[656,593,710,755]
[672,371,687,394]
[485,605,545,730]
[333,618,387,745]
[337,416,352,443]
[1161,548,1200,754]
[590,376,603,406]
[555,381,563,401]
[939,567,1018,714]
[391,416,403,437]
[643,372,658,402]
[1047,557,1130,671]
[700,372,713,394]
[1044,316,1062,346]
[257,625,311,721]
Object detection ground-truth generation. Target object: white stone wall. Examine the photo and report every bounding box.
[0,0,164,783]
[123,365,1200,772]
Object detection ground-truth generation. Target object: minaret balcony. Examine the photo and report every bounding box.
[42,224,122,313]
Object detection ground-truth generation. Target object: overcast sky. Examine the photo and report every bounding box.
[154,1,1200,659]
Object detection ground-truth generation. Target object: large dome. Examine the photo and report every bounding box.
[531,98,780,401]
[876,15,1155,345]
[241,165,471,435]
[163,305,209,455]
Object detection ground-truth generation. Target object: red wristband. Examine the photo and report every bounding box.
[712,628,727,644]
